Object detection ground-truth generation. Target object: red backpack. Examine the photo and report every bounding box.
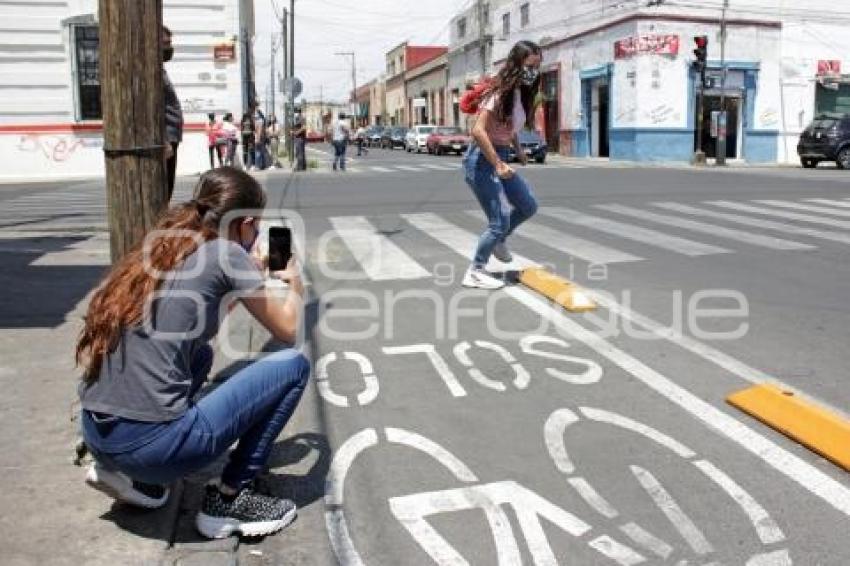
[459,78,494,115]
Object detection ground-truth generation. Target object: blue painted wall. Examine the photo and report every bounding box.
[610,128,694,162]
[744,130,779,162]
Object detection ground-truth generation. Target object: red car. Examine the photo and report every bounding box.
[305,130,326,143]
[426,127,471,156]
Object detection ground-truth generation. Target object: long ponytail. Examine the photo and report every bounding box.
[76,167,265,381]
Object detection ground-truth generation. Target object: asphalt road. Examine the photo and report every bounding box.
[3,146,850,564]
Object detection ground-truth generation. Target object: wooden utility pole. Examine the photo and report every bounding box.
[99,0,167,262]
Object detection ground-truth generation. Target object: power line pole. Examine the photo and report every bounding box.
[336,51,356,123]
[477,0,487,77]
[269,34,276,117]
[289,0,296,167]
[717,0,730,166]
[280,7,292,164]
[99,0,167,262]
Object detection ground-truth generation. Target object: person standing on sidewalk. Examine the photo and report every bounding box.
[240,112,255,170]
[461,40,542,290]
[77,167,310,539]
[355,125,368,156]
[253,108,268,170]
[163,26,183,200]
[220,112,239,166]
[292,117,307,171]
[331,112,350,171]
[266,115,282,169]
[205,113,224,169]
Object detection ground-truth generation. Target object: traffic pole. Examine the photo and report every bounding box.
[716,0,730,166]
[99,0,168,262]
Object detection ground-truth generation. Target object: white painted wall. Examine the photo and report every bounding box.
[0,0,252,182]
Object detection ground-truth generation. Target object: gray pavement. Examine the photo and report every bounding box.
[1,148,849,564]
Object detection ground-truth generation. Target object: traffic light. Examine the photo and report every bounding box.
[693,36,709,88]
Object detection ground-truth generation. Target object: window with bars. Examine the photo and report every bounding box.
[73,25,101,120]
[502,12,510,36]
[458,17,467,39]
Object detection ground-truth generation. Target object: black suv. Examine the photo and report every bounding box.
[797,113,850,169]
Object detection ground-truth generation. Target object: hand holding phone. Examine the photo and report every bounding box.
[267,226,292,272]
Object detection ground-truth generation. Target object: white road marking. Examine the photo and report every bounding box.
[329,216,430,281]
[369,166,394,173]
[619,522,674,559]
[588,534,648,566]
[745,549,793,565]
[755,199,850,218]
[654,202,850,245]
[384,427,479,482]
[804,198,850,209]
[708,200,850,229]
[465,210,644,264]
[595,203,815,251]
[693,459,785,545]
[394,165,427,172]
[540,207,731,256]
[631,465,714,555]
[314,352,380,408]
[579,407,696,458]
[519,335,603,385]
[382,344,467,397]
[421,163,458,171]
[568,477,619,518]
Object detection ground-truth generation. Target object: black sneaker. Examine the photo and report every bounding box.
[85,462,170,509]
[195,484,297,539]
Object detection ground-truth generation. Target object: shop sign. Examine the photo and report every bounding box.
[213,43,236,62]
[817,60,841,76]
[614,35,679,59]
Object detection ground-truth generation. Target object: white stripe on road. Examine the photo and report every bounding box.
[754,199,850,218]
[329,216,430,281]
[708,200,850,229]
[631,466,713,555]
[804,198,850,209]
[567,477,619,519]
[653,202,850,245]
[406,209,850,520]
[539,207,731,256]
[465,211,643,264]
[594,203,815,251]
[420,163,458,171]
[619,522,674,560]
[401,213,537,272]
[369,166,393,173]
[393,165,427,172]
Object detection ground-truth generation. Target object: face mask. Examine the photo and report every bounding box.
[520,66,539,86]
[162,47,174,62]
[240,221,259,253]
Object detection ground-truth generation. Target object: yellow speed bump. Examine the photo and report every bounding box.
[519,267,597,313]
[727,383,850,471]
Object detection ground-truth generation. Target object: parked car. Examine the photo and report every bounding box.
[406,125,437,153]
[507,129,548,164]
[368,126,385,147]
[305,130,325,143]
[797,113,850,169]
[426,126,471,155]
[381,127,408,149]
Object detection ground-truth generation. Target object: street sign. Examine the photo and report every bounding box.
[281,77,303,98]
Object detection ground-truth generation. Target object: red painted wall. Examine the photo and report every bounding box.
[405,46,448,72]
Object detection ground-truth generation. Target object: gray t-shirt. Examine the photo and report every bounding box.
[79,239,264,422]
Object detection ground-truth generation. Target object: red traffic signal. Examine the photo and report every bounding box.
[693,35,708,64]
[694,36,708,49]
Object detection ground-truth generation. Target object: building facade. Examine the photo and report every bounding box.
[353,81,372,127]
[405,52,448,127]
[0,0,255,181]
[493,0,850,163]
[369,78,386,126]
[383,42,450,127]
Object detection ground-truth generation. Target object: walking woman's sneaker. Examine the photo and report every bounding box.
[195,484,297,539]
[462,267,505,290]
[492,242,513,263]
[85,462,170,509]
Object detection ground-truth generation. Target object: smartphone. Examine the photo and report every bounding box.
[268,226,292,272]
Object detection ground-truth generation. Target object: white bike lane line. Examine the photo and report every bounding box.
[403,212,850,517]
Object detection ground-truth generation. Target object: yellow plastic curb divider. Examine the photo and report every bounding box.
[727,383,850,471]
[518,267,597,313]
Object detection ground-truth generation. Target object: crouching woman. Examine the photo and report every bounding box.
[76,167,308,539]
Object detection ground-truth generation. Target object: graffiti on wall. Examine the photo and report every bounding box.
[16,134,103,163]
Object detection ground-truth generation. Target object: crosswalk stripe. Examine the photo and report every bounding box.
[595,204,815,251]
[708,201,850,230]
[754,199,850,218]
[369,166,393,173]
[653,202,850,245]
[393,165,427,172]
[465,210,643,264]
[804,198,850,209]
[420,163,457,171]
[539,207,731,256]
[402,212,537,271]
[328,216,431,281]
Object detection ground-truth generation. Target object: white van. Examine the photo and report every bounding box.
[405,125,437,153]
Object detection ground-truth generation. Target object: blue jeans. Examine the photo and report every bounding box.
[82,346,311,490]
[463,144,538,268]
[332,140,347,170]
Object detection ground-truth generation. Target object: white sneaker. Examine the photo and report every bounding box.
[462,267,505,290]
[492,242,513,263]
[85,462,170,509]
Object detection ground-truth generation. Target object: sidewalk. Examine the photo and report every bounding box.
[0,172,327,565]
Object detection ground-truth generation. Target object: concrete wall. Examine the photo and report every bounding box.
[0,0,250,181]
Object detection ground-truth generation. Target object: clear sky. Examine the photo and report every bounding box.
[254,0,469,108]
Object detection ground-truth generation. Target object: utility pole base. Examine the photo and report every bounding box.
[692,151,707,166]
